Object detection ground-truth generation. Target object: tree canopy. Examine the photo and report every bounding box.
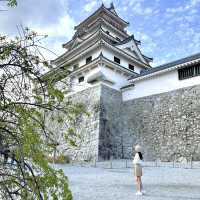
[0,27,85,199]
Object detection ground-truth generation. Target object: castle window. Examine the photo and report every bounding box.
[195,64,200,75]
[73,64,79,70]
[86,56,92,64]
[178,64,200,80]
[114,56,120,64]
[129,64,135,71]
[78,76,84,83]
[116,37,121,41]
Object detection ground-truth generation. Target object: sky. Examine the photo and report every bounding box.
[0,0,200,67]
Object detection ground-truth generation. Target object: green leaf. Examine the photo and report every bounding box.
[7,0,17,7]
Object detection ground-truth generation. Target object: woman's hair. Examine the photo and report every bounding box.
[138,152,143,160]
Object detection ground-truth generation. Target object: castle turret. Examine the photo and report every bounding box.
[45,3,152,92]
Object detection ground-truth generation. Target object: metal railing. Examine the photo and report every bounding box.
[70,159,200,169]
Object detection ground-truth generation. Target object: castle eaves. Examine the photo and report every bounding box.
[52,28,150,69]
[74,4,129,31]
[115,35,141,46]
[63,19,129,49]
[129,52,200,81]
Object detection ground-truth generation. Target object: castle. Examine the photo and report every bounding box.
[45,3,200,161]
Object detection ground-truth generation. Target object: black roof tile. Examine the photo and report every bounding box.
[129,52,200,80]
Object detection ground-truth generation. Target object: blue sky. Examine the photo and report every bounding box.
[1,0,200,66]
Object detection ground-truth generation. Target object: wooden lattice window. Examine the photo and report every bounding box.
[129,64,135,71]
[86,56,92,64]
[114,56,120,64]
[78,76,84,83]
[116,37,121,41]
[178,64,200,80]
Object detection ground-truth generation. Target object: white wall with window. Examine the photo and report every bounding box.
[122,68,200,101]
[101,65,129,90]
[69,72,94,92]
[69,66,129,92]
[102,47,144,73]
[77,48,101,67]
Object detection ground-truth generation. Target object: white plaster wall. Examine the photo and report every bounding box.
[101,65,129,90]
[122,69,200,101]
[71,48,101,68]
[102,47,143,73]
[69,64,129,92]
[70,76,91,92]
[70,66,103,92]
[122,48,137,59]
[63,49,101,93]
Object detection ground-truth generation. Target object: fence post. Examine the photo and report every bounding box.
[190,156,193,169]
[173,155,175,168]
[81,160,83,167]
[125,159,128,168]
[110,156,113,169]
[94,157,96,168]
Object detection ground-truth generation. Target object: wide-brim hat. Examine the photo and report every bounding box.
[135,145,142,152]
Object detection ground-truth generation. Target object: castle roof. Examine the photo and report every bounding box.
[44,3,153,84]
[42,52,137,83]
[52,27,151,68]
[129,52,200,81]
[74,3,129,31]
[115,35,152,65]
[62,18,129,49]
[116,35,141,46]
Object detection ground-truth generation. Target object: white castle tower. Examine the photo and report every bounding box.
[50,3,152,93]
[44,3,200,161]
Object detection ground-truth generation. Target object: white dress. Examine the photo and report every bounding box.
[133,153,143,176]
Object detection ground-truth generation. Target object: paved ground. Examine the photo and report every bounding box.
[56,164,200,200]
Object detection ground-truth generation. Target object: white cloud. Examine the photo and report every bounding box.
[0,0,77,61]
[166,0,200,14]
[154,28,164,37]
[31,14,76,60]
[102,0,113,6]
[127,0,157,16]
[165,0,199,25]
[84,0,98,12]
[128,0,144,6]
[32,14,75,39]
[135,31,157,56]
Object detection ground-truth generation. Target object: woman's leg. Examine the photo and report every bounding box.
[141,178,143,191]
[138,176,142,192]
[135,176,141,192]
[135,177,138,191]
[135,177,139,192]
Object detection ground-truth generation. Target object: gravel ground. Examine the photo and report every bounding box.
[56,164,200,200]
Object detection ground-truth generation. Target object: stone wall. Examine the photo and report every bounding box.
[53,83,200,162]
[48,85,101,161]
[99,85,122,160]
[69,85,102,161]
[122,84,200,161]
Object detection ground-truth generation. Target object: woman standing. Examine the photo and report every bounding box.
[133,145,144,196]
